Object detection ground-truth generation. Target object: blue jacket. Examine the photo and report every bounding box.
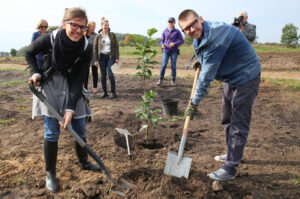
[192,21,261,105]
[31,31,46,68]
[161,28,184,53]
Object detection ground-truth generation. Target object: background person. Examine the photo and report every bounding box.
[93,17,119,99]
[31,19,48,68]
[157,17,184,86]
[26,7,101,192]
[84,21,98,94]
[237,11,256,42]
[179,9,261,181]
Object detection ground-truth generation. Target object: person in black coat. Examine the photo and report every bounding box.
[26,7,101,192]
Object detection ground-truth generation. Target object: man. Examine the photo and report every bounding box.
[178,9,261,180]
[157,17,184,86]
[237,11,256,42]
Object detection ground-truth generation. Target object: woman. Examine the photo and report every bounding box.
[26,7,101,192]
[31,19,48,68]
[84,21,98,94]
[93,17,119,99]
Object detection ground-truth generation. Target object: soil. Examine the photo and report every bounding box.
[0,52,300,199]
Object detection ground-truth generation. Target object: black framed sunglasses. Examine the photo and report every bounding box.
[40,26,48,29]
[64,20,88,32]
[182,19,199,33]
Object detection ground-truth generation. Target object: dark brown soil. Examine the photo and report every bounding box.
[0,52,300,198]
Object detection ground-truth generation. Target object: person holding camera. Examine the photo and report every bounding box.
[157,17,184,86]
[179,9,261,181]
[233,11,256,42]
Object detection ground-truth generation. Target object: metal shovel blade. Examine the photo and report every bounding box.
[164,152,192,179]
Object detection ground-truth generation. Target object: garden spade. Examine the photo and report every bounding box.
[115,128,132,155]
[164,66,201,179]
[28,81,134,196]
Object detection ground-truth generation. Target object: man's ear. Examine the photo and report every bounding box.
[62,20,67,29]
[199,16,204,23]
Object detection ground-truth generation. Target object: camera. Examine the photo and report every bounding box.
[232,15,244,27]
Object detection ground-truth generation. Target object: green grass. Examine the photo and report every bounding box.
[1,80,26,87]
[0,118,15,125]
[0,67,20,72]
[0,92,9,96]
[253,43,300,52]
[262,77,300,91]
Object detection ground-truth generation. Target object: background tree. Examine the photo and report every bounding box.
[10,49,17,57]
[281,23,299,48]
[183,34,193,46]
[48,25,60,33]
[17,46,28,56]
[124,35,134,46]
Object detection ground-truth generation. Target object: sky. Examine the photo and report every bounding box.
[0,0,300,52]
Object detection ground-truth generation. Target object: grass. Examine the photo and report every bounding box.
[252,43,300,52]
[0,92,9,96]
[262,77,300,91]
[1,80,26,87]
[0,67,20,72]
[0,118,15,125]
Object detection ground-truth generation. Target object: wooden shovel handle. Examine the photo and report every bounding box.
[182,67,201,137]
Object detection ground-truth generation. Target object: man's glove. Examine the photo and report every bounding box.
[184,101,198,120]
[192,61,201,71]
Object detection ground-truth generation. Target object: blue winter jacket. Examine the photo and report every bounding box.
[31,31,46,68]
[161,28,184,53]
[192,21,261,105]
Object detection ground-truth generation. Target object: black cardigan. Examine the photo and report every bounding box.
[25,33,92,111]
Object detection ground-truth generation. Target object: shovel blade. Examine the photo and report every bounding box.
[164,151,192,179]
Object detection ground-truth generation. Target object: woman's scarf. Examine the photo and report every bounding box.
[52,28,85,72]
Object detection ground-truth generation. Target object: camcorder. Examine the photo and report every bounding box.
[232,15,244,27]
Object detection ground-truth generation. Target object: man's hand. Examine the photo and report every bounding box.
[59,111,74,129]
[184,101,198,120]
[169,42,175,48]
[192,61,201,71]
[239,24,244,32]
[115,59,119,64]
[162,44,165,49]
[95,62,99,67]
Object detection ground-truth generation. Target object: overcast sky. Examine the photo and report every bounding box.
[0,0,299,52]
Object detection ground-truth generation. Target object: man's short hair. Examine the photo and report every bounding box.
[239,11,248,17]
[178,9,199,22]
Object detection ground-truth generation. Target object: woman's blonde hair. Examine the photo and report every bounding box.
[88,21,96,27]
[63,7,88,25]
[36,19,48,29]
[101,17,109,25]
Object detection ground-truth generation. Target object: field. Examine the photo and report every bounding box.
[0,46,300,198]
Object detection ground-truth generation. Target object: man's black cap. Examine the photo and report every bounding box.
[168,17,175,22]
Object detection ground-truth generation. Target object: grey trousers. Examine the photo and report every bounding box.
[221,75,260,174]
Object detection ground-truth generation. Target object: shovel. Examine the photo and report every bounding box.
[28,81,134,196]
[115,128,132,155]
[164,66,201,179]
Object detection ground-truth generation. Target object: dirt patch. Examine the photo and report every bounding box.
[0,52,300,198]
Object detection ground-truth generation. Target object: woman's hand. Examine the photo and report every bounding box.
[59,111,74,129]
[95,62,99,67]
[115,59,119,64]
[169,42,175,48]
[29,76,41,87]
